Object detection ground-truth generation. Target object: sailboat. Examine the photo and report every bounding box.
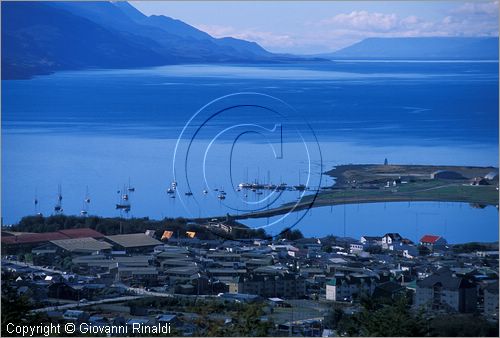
[54,184,63,214]
[34,189,42,216]
[127,177,135,192]
[167,180,177,194]
[294,171,306,191]
[116,185,131,211]
[81,187,90,216]
[84,186,91,204]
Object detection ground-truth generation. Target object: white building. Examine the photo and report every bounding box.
[349,243,364,253]
[326,274,377,301]
[381,233,403,250]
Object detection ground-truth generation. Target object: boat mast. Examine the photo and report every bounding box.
[54,184,63,214]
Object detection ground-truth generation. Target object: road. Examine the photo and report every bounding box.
[30,295,144,313]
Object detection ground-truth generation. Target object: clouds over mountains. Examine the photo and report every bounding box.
[198,1,498,53]
[313,1,498,52]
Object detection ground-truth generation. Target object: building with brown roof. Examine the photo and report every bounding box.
[1,228,105,254]
[104,233,162,253]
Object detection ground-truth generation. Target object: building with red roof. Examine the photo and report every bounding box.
[58,228,104,239]
[419,234,447,250]
[1,228,104,253]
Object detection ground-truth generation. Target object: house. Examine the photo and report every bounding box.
[165,266,200,284]
[402,245,419,259]
[63,310,89,322]
[419,235,447,251]
[326,273,377,301]
[156,314,180,325]
[382,233,403,250]
[483,281,499,318]
[126,318,154,330]
[50,237,112,255]
[414,268,477,313]
[1,228,104,253]
[115,267,158,285]
[206,252,241,262]
[349,242,364,253]
[230,272,306,299]
[476,251,499,259]
[48,282,84,300]
[360,236,382,247]
[470,177,489,186]
[484,171,499,181]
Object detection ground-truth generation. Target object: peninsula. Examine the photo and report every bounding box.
[206,164,499,221]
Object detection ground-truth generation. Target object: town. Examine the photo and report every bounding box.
[1,216,498,336]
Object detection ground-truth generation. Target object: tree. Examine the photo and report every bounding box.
[334,295,427,337]
[1,280,49,336]
[278,228,304,241]
[429,314,499,337]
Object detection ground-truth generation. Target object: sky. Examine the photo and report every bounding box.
[130,1,499,54]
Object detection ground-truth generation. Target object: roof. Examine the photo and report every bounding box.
[105,233,162,248]
[431,170,465,179]
[59,228,104,238]
[327,278,337,286]
[1,228,104,245]
[166,266,200,275]
[157,314,177,322]
[417,268,473,290]
[127,318,150,325]
[383,233,402,240]
[420,235,442,244]
[374,281,405,293]
[361,236,382,241]
[485,171,499,180]
[63,310,86,317]
[51,237,112,252]
[117,267,158,275]
[2,232,69,245]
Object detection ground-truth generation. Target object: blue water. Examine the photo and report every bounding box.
[244,202,499,244]
[2,62,498,242]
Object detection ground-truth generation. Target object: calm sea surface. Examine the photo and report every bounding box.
[2,62,498,242]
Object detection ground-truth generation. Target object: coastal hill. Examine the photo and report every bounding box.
[3,2,498,79]
[1,1,310,79]
[323,37,499,60]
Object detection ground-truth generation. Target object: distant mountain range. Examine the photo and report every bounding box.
[2,2,499,79]
[1,1,310,79]
[322,37,499,60]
